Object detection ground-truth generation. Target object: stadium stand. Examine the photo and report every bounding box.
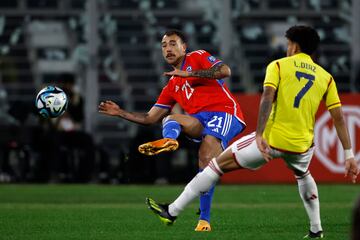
[0,0,356,182]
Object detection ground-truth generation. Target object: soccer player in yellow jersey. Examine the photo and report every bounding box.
[146,26,359,239]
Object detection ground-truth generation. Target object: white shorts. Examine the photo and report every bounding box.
[230,132,315,174]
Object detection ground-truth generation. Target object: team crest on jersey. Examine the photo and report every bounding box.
[175,85,179,92]
[186,66,192,72]
[208,56,216,63]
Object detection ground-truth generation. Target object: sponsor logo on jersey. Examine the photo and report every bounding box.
[208,56,216,63]
[314,106,360,173]
[212,128,219,133]
[186,66,192,72]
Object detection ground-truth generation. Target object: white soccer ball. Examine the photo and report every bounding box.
[35,86,68,118]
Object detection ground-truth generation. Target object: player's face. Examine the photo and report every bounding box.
[161,34,186,66]
[286,39,297,57]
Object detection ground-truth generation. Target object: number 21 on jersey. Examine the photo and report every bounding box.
[182,80,194,100]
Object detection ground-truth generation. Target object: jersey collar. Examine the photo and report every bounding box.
[180,55,187,71]
[295,52,313,61]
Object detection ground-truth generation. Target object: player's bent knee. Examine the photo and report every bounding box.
[162,115,174,124]
[162,114,183,123]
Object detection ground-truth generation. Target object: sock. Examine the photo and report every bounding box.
[162,120,181,139]
[199,169,215,222]
[297,173,322,233]
[169,159,223,217]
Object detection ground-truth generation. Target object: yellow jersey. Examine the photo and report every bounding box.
[263,53,341,153]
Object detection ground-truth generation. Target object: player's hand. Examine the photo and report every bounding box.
[344,158,359,183]
[255,135,272,162]
[163,67,190,77]
[98,100,122,116]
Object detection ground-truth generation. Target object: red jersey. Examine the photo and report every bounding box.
[155,50,245,125]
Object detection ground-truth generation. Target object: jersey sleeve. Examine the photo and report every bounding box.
[154,85,175,110]
[263,61,280,89]
[192,50,223,69]
[324,77,341,110]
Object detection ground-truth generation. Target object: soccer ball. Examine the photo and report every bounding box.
[35,86,68,118]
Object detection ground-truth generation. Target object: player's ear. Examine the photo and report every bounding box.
[181,43,187,54]
[294,42,301,54]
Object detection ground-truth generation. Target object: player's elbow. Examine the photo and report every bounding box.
[142,115,162,126]
[221,64,231,78]
[142,118,157,126]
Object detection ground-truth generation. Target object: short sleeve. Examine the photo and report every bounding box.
[324,77,341,110]
[191,50,223,69]
[263,61,280,90]
[154,85,175,109]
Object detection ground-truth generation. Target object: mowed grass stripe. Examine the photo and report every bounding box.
[0,202,354,209]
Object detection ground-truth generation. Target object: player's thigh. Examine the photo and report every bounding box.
[164,114,203,138]
[231,132,267,170]
[282,146,315,176]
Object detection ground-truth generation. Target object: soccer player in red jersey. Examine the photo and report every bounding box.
[99,29,246,231]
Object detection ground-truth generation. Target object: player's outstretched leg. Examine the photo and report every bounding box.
[146,197,177,225]
[149,159,222,226]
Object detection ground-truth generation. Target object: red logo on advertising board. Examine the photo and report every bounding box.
[314,106,360,173]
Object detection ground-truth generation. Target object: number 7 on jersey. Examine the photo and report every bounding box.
[294,71,315,108]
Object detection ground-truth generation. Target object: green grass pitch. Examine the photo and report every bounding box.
[0,184,358,240]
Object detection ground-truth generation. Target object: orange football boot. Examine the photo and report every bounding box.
[194,220,212,232]
[138,138,179,156]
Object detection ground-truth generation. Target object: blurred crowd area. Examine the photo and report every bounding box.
[0,0,359,183]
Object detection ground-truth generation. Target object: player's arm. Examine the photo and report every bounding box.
[329,106,359,183]
[164,63,231,79]
[189,63,231,79]
[255,86,276,162]
[98,100,169,125]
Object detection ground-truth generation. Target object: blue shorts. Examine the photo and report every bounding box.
[191,111,245,149]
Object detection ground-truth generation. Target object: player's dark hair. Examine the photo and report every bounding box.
[285,25,320,55]
[164,29,188,44]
